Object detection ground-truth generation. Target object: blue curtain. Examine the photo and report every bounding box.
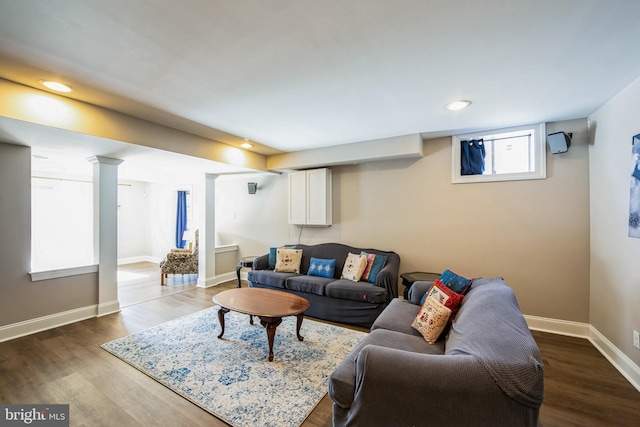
[176,191,187,248]
[461,139,486,175]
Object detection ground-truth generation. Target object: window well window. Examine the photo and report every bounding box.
[452,123,546,183]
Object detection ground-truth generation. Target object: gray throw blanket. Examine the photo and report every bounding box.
[445,278,544,408]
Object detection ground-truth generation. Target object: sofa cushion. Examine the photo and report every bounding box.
[325,279,387,304]
[247,270,299,289]
[341,252,368,282]
[275,248,303,273]
[307,257,336,278]
[373,298,451,347]
[328,328,445,410]
[285,275,333,296]
[411,296,452,344]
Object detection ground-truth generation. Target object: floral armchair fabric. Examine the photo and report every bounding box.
[160,230,199,285]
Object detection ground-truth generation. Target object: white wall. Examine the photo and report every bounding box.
[589,74,640,367]
[117,180,151,261]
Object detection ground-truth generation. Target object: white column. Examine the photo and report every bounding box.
[89,155,124,316]
[197,173,218,287]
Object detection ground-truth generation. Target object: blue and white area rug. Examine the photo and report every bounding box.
[101,307,366,427]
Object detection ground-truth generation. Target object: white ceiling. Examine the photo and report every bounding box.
[1,0,640,180]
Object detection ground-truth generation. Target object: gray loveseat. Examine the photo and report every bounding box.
[247,243,400,328]
[328,277,544,427]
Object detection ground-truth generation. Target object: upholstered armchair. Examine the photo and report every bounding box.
[160,230,199,285]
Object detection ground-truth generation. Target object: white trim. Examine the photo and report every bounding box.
[216,244,239,253]
[97,300,120,317]
[452,123,547,184]
[0,305,97,343]
[118,256,161,265]
[524,314,590,338]
[197,271,236,288]
[589,326,640,392]
[524,314,640,393]
[118,246,238,266]
[30,264,98,281]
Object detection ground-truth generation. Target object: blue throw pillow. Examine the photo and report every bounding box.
[308,257,336,278]
[366,254,388,283]
[268,247,278,269]
[439,269,472,294]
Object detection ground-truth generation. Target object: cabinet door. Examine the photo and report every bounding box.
[306,168,332,225]
[288,171,306,225]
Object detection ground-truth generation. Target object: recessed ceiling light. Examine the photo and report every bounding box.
[39,80,73,93]
[241,139,253,149]
[447,100,471,111]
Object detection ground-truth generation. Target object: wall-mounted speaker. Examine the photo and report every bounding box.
[248,182,258,194]
[547,132,572,154]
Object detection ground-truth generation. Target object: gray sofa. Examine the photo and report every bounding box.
[247,243,400,328]
[328,277,544,427]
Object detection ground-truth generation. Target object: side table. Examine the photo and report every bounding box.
[400,271,440,300]
[236,256,257,288]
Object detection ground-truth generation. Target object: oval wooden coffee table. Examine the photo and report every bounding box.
[212,288,310,361]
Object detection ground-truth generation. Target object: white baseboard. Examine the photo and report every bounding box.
[524,315,591,338]
[524,314,640,393]
[197,271,237,288]
[118,256,161,265]
[0,305,98,343]
[589,326,640,392]
[97,300,120,317]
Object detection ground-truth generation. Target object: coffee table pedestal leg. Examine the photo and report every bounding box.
[217,307,230,339]
[259,317,283,361]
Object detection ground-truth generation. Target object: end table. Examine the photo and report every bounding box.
[236,256,257,288]
[400,271,440,299]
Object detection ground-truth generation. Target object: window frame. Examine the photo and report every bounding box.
[451,123,547,184]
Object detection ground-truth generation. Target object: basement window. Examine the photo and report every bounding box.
[451,123,546,183]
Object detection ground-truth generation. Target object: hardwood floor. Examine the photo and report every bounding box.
[118,262,198,308]
[1,271,639,426]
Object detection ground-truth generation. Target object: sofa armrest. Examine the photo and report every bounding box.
[252,253,270,270]
[339,345,528,427]
[374,254,400,300]
[408,280,435,305]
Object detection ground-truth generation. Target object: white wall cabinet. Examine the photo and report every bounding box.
[288,168,332,226]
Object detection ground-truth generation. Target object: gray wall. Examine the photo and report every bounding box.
[0,142,97,327]
[215,118,591,322]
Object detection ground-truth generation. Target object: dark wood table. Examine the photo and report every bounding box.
[212,288,310,361]
[235,256,256,287]
[400,271,441,299]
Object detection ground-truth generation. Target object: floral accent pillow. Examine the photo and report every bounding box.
[308,257,336,278]
[341,252,368,282]
[420,279,465,320]
[274,248,303,273]
[411,296,452,344]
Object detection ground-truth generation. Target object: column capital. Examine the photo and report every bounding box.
[87,156,124,166]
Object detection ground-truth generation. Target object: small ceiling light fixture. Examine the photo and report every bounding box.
[446,100,471,111]
[241,139,253,149]
[39,80,73,93]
